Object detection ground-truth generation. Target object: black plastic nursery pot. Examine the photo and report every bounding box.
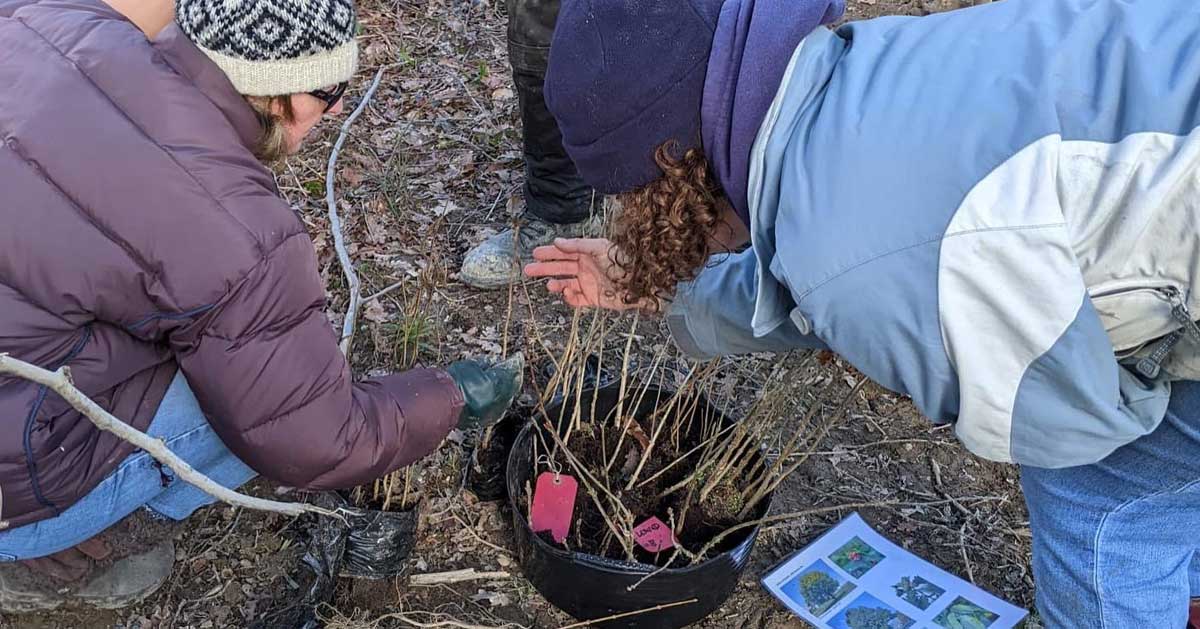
[506,385,772,629]
[465,410,526,502]
[468,354,617,502]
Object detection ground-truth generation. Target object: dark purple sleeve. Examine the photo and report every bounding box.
[173,233,463,489]
[0,0,38,17]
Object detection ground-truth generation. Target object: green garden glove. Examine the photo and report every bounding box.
[445,352,524,430]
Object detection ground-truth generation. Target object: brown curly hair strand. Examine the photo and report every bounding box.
[609,143,726,307]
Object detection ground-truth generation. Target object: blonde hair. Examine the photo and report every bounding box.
[244,95,296,166]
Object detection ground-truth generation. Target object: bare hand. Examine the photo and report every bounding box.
[524,238,653,311]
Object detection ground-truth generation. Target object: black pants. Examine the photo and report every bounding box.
[507,0,594,224]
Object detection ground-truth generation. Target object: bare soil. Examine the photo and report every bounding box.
[1,1,1035,628]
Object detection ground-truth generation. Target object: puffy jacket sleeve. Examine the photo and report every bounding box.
[171,232,463,489]
[666,248,826,359]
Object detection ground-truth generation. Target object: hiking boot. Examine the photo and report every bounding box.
[76,541,174,609]
[459,216,595,289]
[0,541,174,613]
[0,561,65,613]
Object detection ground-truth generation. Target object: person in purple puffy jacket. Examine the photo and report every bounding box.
[0,0,521,611]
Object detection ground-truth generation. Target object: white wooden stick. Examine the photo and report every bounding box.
[408,568,511,586]
[327,68,387,358]
[0,354,339,519]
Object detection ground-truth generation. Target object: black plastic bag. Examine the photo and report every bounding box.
[248,492,349,629]
[338,506,418,580]
[249,491,420,628]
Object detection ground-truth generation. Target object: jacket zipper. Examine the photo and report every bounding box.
[1137,287,1200,378]
[1162,286,1200,343]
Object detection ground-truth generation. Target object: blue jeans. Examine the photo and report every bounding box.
[1022,380,1200,628]
[0,373,256,561]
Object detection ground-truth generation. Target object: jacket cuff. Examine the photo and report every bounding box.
[665,285,716,360]
[376,368,464,455]
[433,368,467,410]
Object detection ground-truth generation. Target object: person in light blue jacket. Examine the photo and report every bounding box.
[525,0,1200,626]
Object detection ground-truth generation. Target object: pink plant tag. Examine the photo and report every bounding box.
[633,516,676,552]
[530,472,577,544]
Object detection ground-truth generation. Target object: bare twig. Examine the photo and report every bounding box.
[737,378,866,520]
[328,67,386,357]
[409,568,510,586]
[364,279,406,304]
[450,513,514,557]
[694,502,891,561]
[931,458,973,518]
[605,336,667,476]
[553,599,699,629]
[798,437,956,456]
[534,416,637,558]
[959,522,976,583]
[695,497,979,561]
[402,466,413,510]
[330,609,519,629]
[626,510,685,591]
[386,619,507,629]
[0,354,340,519]
[609,313,639,453]
[624,362,713,490]
[635,419,741,490]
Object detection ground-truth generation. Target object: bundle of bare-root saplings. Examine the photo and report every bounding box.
[507,312,861,628]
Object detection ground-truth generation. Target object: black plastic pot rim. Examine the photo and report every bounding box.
[511,508,746,577]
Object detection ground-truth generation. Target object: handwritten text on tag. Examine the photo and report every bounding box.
[633,516,676,552]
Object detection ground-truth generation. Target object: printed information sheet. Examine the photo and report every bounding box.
[762,513,1027,629]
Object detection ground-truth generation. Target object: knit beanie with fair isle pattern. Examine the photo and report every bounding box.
[176,0,359,97]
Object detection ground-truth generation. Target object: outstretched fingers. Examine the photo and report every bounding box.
[531,244,579,262]
[551,238,610,256]
[524,259,580,279]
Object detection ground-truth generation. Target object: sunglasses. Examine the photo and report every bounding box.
[308,81,349,113]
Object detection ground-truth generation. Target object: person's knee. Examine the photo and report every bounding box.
[1091,504,1195,627]
[1028,484,1195,628]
